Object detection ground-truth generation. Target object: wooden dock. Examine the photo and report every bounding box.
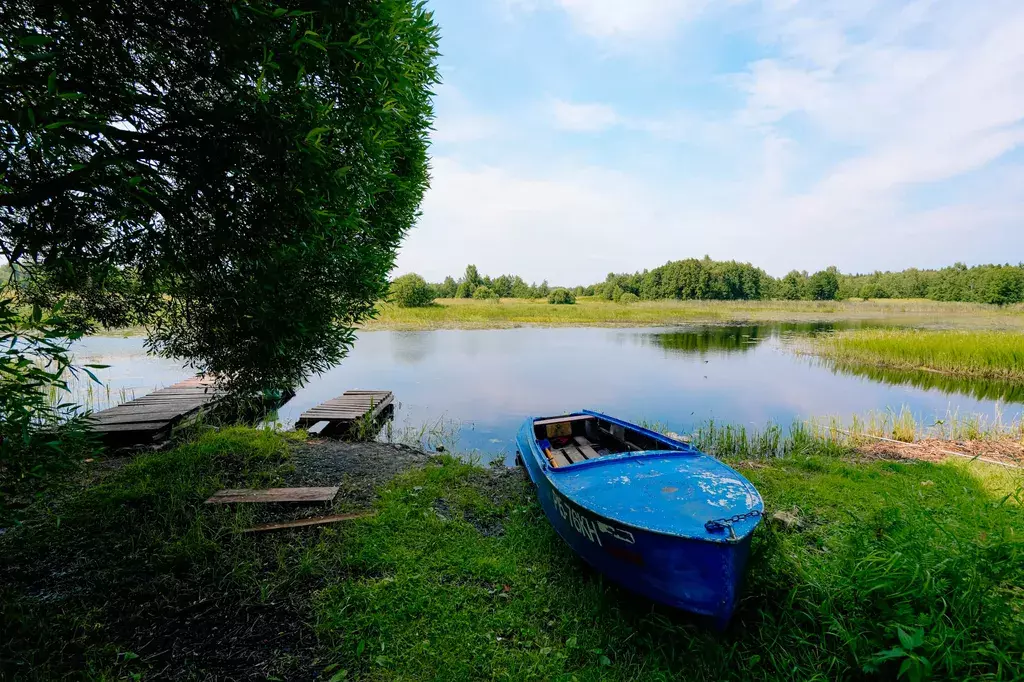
[89,376,227,445]
[295,390,394,436]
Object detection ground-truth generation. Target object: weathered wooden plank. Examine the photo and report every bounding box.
[90,420,170,434]
[562,446,585,464]
[533,414,595,427]
[574,437,601,459]
[306,421,331,435]
[299,405,380,411]
[204,486,340,505]
[308,411,375,417]
[89,375,228,445]
[115,395,208,405]
[301,405,378,411]
[91,409,206,425]
[296,390,393,429]
[127,396,213,402]
[240,511,376,533]
[549,453,571,468]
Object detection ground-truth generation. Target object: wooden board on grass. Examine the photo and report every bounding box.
[241,511,376,533]
[204,486,339,505]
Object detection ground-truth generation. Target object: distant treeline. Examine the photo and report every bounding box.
[431,265,553,300]
[430,259,1024,304]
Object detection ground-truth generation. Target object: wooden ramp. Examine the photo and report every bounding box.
[295,390,394,436]
[89,376,227,445]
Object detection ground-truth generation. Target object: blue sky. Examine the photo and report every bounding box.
[394,0,1024,284]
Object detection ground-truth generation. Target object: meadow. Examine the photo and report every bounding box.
[809,329,1024,382]
[364,297,1024,331]
[2,423,1021,680]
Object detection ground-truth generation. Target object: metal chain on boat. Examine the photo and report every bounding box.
[704,510,764,539]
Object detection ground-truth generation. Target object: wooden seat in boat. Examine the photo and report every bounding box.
[535,413,674,467]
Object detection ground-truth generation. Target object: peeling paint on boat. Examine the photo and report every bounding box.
[516,410,764,629]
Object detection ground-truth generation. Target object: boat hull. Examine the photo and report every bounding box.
[516,418,756,627]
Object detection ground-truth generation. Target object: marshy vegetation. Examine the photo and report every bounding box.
[364,296,1024,331]
[810,329,1024,381]
[1,422,1021,680]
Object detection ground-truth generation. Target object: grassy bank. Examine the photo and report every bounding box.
[3,424,1022,680]
[809,329,1024,382]
[361,297,1024,331]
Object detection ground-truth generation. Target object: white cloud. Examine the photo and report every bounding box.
[554,0,705,40]
[551,100,619,132]
[430,84,502,144]
[738,0,1024,194]
[396,153,1024,283]
[397,0,1024,282]
[507,0,705,41]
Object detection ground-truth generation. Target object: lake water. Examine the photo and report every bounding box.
[68,324,1023,464]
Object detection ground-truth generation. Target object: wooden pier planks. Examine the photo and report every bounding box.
[295,390,394,434]
[89,376,227,444]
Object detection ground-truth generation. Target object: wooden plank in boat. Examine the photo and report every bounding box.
[533,415,595,427]
[549,453,571,468]
[562,446,586,464]
[574,437,601,459]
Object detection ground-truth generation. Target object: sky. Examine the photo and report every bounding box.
[394,0,1024,284]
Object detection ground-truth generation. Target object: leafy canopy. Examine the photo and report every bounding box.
[472,285,497,300]
[390,273,434,308]
[547,288,575,305]
[0,0,440,394]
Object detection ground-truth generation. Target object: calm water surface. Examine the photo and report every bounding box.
[69,324,1024,463]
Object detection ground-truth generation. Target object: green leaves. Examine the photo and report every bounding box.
[3,0,440,399]
[897,626,926,651]
[866,627,931,682]
[0,293,99,517]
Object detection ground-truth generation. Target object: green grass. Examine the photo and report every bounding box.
[810,329,1024,382]
[99,298,1024,335]
[362,298,1024,331]
[2,426,1023,680]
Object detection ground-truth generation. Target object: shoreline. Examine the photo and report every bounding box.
[97,298,1024,336]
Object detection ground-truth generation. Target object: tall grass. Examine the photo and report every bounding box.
[806,406,1024,443]
[812,328,1024,381]
[45,379,136,413]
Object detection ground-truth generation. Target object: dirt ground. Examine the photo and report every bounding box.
[1,439,529,681]
[856,437,1024,468]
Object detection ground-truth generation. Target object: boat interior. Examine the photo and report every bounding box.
[533,414,684,468]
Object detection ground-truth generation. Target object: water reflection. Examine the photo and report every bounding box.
[66,324,1023,461]
[821,360,1024,403]
[640,322,867,356]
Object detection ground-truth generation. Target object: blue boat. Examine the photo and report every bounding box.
[515,410,764,628]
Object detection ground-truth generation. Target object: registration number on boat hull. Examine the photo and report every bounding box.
[550,489,635,546]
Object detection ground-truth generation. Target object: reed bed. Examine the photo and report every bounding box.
[811,328,1024,381]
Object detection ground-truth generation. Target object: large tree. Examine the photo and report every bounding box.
[0,0,439,394]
